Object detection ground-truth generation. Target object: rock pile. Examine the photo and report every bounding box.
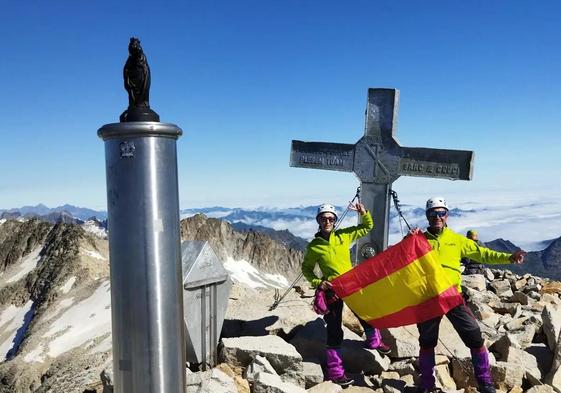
[184,269,561,392]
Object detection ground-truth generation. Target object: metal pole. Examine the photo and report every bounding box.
[98,122,186,393]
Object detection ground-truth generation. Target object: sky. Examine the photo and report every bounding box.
[1,1,560,211]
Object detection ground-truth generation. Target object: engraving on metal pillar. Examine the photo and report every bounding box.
[120,141,135,158]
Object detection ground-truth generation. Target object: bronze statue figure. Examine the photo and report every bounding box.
[120,37,160,122]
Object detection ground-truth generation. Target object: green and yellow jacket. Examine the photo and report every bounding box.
[302,211,373,287]
[424,227,511,292]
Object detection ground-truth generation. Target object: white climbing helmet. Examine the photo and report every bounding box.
[316,203,338,220]
[426,196,448,211]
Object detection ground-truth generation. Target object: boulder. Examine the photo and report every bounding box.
[484,269,495,282]
[288,319,389,375]
[503,346,541,380]
[302,361,324,389]
[435,364,456,391]
[220,335,303,377]
[490,280,514,298]
[243,355,278,383]
[185,368,238,393]
[514,278,528,291]
[223,285,318,337]
[510,291,532,306]
[491,361,525,390]
[252,371,306,393]
[542,293,561,305]
[306,381,343,393]
[462,274,487,291]
[545,330,561,392]
[541,281,561,295]
[542,304,561,351]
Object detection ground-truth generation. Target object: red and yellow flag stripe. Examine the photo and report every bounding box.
[331,233,463,328]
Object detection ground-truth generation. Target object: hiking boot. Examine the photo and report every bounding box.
[471,346,494,390]
[417,347,436,391]
[364,328,391,355]
[367,341,391,355]
[326,348,354,386]
[331,375,354,387]
[478,384,496,393]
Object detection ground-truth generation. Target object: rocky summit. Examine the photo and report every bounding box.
[0,215,560,392]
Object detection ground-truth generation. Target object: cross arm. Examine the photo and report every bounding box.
[290,140,355,173]
[398,147,474,180]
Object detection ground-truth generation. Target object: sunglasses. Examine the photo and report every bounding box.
[427,210,448,218]
[319,216,336,223]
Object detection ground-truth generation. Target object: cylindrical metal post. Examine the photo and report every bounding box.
[98,122,185,393]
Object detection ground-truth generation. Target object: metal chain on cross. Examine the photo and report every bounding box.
[390,189,412,237]
[269,187,362,311]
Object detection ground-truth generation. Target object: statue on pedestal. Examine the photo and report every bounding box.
[120,37,160,122]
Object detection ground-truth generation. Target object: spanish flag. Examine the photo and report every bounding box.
[330,233,463,328]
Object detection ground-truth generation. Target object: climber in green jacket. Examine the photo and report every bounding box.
[302,202,390,386]
[410,196,526,393]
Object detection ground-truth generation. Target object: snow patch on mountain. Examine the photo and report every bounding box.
[25,280,112,362]
[1,246,42,284]
[223,257,289,289]
[60,276,76,294]
[80,248,106,261]
[0,300,34,361]
[82,220,107,239]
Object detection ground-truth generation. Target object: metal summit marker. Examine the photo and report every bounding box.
[98,38,185,393]
[290,88,474,261]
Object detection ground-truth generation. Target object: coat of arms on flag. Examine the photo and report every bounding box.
[330,233,463,328]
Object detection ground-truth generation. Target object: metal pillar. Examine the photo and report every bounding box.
[98,122,186,393]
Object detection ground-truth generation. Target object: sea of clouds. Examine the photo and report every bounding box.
[182,186,561,252]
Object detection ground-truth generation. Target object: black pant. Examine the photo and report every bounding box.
[324,297,373,348]
[417,303,484,349]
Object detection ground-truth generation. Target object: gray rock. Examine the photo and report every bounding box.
[546,330,561,392]
[306,381,343,393]
[462,274,486,291]
[514,278,528,291]
[526,386,555,393]
[505,317,529,331]
[542,293,561,305]
[503,346,541,380]
[100,368,113,393]
[484,269,495,282]
[435,364,456,391]
[220,335,303,376]
[185,368,239,393]
[510,291,532,305]
[542,304,561,351]
[253,371,306,393]
[387,360,416,377]
[302,361,324,389]
[490,280,513,297]
[491,361,525,390]
[243,355,277,383]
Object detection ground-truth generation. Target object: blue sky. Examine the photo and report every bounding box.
[1,1,560,210]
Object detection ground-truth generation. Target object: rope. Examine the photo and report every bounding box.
[390,189,412,231]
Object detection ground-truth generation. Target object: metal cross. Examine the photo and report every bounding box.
[290,88,474,262]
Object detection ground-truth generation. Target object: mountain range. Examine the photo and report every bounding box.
[2,203,561,280]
